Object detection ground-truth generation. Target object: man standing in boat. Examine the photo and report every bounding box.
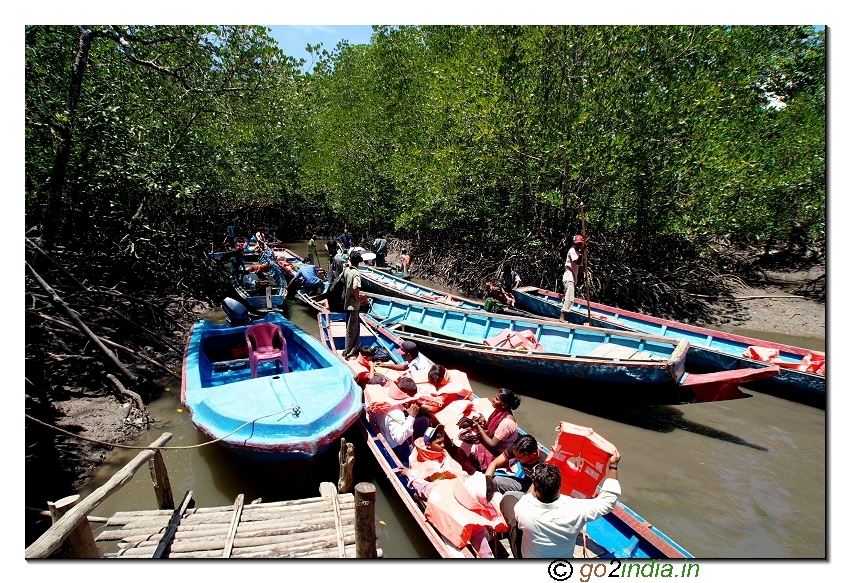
[373,233,388,267]
[342,251,364,360]
[560,235,585,321]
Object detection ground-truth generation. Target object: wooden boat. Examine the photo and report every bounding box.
[364,294,780,402]
[317,310,694,559]
[181,312,363,462]
[357,264,528,316]
[513,286,824,406]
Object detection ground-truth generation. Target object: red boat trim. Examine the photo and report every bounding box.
[611,505,688,559]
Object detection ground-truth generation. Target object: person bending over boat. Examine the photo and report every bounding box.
[405,471,507,558]
[560,235,585,321]
[484,263,522,307]
[500,451,621,559]
[460,388,522,473]
[485,433,546,494]
[291,257,324,296]
[368,376,429,464]
[377,340,435,374]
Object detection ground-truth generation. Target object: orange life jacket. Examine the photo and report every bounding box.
[363,379,416,413]
[410,437,465,481]
[410,368,473,412]
[434,397,495,447]
[424,477,507,550]
[483,329,544,351]
[546,421,616,499]
[744,346,825,375]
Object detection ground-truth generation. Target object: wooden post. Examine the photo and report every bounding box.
[338,438,355,494]
[354,482,377,558]
[47,495,99,558]
[148,450,174,510]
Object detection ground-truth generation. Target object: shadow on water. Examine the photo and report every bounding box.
[445,357,769,453]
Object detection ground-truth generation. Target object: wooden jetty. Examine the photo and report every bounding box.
[26,433,381,559]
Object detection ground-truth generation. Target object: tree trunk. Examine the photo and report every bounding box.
[44,26,95,248]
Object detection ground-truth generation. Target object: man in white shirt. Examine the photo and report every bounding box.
[501,448,621,558]
[379,340,435,374]
[371,376,429,463]
[560,235,585,321]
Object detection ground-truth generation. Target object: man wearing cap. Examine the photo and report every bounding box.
[379,340,435,373]
[342,251,364,359]
[560,235,585,321]
[369,376,429,463]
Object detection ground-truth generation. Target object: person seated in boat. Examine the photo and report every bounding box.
[500,451,621,559]
[413,364,473,416]
[376,340,435,374]
[485,433,547,494]
[404,471,507,558]
[350,346,377,387]
[255,229,267,247]
[455,388,521,474]
[408,425,466,482]
[484,263,521,307]
[367,376,430,464]
[291,257,324,295]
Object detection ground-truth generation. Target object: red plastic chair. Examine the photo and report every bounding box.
[245,323,289,378]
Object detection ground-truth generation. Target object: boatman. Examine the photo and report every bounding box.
[500,448,621,558]
[373,234,388,267]
[291,257,324,296]
[560,235,585,321]
[342,251,363,360]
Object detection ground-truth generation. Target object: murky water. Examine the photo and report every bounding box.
[78,241,825,559]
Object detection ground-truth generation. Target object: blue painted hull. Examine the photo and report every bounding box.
[366,294,688,386]
[514,287,824,406]
[181,312,362,461]
[317,310,693,559]
[358,265,486,310]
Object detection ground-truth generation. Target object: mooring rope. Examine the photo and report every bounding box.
[25,407,300,450]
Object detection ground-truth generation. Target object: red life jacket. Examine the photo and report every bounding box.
[410,437,465,481]
[546,421,616,499]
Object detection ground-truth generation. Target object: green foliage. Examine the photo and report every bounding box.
[26,25,824,263]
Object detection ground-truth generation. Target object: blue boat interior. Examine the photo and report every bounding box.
[368,297,677,362]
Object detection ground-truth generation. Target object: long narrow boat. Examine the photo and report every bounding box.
[181,312,362,462]
[317,310,694,559]
[357,265,528,316]
[365,294,779,402]
[212,248,287,310]
[513,286,824,407]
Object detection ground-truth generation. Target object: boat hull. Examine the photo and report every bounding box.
[514,286,824,406]
[181,312,363,462]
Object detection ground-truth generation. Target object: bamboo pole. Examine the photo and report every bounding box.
[26,261,138,382]
[25,236,90,291]
[25,433,172,558]
[222,494,244,558]
[354,482,377,558]
[47,495,99,558]
[151,490,193,558]
[579,202,594,326]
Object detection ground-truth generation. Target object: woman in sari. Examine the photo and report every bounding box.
[461,388,521,472]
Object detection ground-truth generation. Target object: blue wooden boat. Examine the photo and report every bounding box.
[364,294,779,402]
[181,312,362,462]
[317,310,693,559]
[357,264,528,316]
[513,286,824,407]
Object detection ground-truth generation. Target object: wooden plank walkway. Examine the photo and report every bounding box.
[98,483,376,558]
